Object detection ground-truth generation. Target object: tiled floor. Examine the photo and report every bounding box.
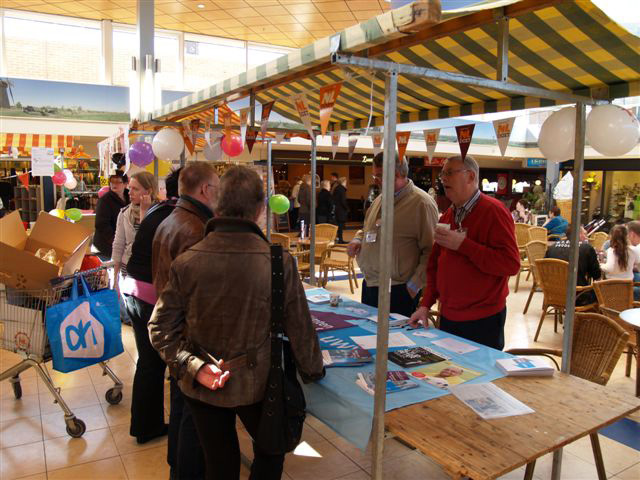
[1,247,639,479]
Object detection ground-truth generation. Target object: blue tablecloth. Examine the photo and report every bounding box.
[302,288,513,450]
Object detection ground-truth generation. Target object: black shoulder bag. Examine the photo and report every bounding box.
[256,245,306,455]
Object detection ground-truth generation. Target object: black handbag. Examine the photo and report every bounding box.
[256,245,306,455]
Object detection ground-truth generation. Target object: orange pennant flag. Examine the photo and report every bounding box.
[18,172,29,188]
[222,108,232,149]
[396,131,411,161]
[319,82,342,136]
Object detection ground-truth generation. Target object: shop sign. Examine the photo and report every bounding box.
[526,158,547,168]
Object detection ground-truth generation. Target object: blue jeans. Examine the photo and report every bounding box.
[634,272,640,301]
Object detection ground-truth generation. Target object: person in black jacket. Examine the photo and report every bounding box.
[332,176,349,243]
[93,172,129,260]
[316,180,334,224]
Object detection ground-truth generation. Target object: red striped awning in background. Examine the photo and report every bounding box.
[1,133,74,155]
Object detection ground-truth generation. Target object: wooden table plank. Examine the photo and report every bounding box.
[386,374,640,480]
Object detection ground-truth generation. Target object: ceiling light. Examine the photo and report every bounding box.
[197,4,205,8]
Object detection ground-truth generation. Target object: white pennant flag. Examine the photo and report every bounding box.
[423,128,440,163]
[372,132,383,156]
[331,131,341,160]
[291,93,315,139]
[275,132,285,144]
[240,107,249,146]
[493,117,516,157]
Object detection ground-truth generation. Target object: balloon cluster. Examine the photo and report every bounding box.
[48,208,83,222]
[52,167,78,189]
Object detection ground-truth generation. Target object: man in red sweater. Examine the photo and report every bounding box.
[409,155,520,350]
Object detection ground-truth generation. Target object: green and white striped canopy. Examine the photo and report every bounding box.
[147,0,640,131]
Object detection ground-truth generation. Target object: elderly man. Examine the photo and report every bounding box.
[409,155,520,350]
[150,166,323,480]
[152,161,219,480]
[347,153,438,317]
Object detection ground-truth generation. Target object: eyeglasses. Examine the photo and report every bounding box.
[438,168,469,180]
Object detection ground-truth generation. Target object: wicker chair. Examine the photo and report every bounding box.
[270,232,291,251]
[292,249,311,281]
[533,258,597,342]
[523,241,547,314]
[514,224,532,292]
[589,231,609,252]
[319,245,359,293]
[528,226,549,245]
[593,279,639,377]
[312,223,338,263]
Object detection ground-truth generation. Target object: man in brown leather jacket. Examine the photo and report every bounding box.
[150,166,324,480]
[151,161,219,480]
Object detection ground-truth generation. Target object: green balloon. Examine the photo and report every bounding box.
[269,194,290,214]
[65,208,82,222]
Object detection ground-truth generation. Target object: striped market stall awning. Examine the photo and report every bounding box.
[145,0,639,133]
[1,133,74,156]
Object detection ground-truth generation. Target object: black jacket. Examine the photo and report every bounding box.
[332,184,349,223]
[546,240,601,305]
[316,189,333,218]
[93,190,129,257]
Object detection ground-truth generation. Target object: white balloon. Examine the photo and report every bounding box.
[538,107,576,163]
[152,128,184,160]
[203,139,223,161]
[64,177,77,190]
[586,104,640,156]
[63,169,74,181]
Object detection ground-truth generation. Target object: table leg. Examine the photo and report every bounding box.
[590,433,607,480]
[523,460,536,480]
[635,330,640,397]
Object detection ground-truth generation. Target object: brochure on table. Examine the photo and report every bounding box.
[302,288,513,450]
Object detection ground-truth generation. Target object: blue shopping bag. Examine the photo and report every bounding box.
[46,276,124,373]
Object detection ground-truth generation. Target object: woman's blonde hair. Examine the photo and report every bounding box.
[130,171,159,201]
[339,176,347,187]
[321,180,331,190]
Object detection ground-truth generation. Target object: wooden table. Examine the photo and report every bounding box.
[385,373,640,480]
[620,308,640,397]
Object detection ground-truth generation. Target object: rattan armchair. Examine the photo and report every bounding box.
[589,231,609,252]
[523,241,547,314]
[514,224,532,292]
[528,226,549,244]
[270,232,292,251]
[319,244,359,293]
[533,258,597,342]
[593,279,639,377]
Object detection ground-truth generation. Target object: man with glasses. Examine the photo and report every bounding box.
[152,161,219,480]
[347,153,438,317]
[409,155,520,350]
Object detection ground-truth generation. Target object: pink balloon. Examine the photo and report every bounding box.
[52,171,67,186]
[98,186,110,198]
[220,134,244,157]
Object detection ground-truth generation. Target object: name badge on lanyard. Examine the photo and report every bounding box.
[365,231,377,243]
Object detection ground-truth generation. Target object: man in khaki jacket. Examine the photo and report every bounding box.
[347,153,438,317]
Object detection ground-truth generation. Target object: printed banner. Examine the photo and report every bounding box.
[291,93,314,139]
[348,133,359,160]
[396,131,411,160]
[493,117,516,157]
[261,101,275,142]
[319,82,342,136]
[222,108,232,149]
[181,121,194,155]
[424,128,440,162]
[31,147,55,176]
[240,107,250,145]
[331,131,341,160]
[204,119,212,147]
[372,132,383,156]
[455,124,475,160]
[275,132,285,144]
[246,126,258,154]
[497,173,509,195]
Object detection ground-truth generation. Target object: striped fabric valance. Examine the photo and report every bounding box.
[1,133,74,155]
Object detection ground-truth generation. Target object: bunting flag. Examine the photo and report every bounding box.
[260,101,275,142]
[204,119,212,147]
[275,132,285,144]
[492,117,516,157]
[372,132,383,156]
[455,124,476,160]
[240,107,249,145]
[181,121,195,155]
[331,131,341,160]
[319,82,342,136]
[396,131,411,160]
[246,126,258,154]
[348,133,359,160]
[423,129,440,163]
[291,93,314,139]
[222,108,232,149]
[18,172,29,188]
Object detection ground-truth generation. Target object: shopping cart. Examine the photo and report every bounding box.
[0,264,124,438]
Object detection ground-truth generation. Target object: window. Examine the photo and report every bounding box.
[112,28,136,87]
[184,35,246,92]
[247,43,291,70]
[4,14,101,84]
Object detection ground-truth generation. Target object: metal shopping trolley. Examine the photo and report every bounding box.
[0,264,124,438]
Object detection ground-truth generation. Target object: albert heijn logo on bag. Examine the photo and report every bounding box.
[60,301,105,358]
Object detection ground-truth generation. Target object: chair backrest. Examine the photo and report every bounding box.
[315,223,338,242]
[514,223,532,249]
[593,279,633,312]
[535,258,569,307]
[270,232,291,250]
[528,226,548,244]
[525,240,547,282]
[571,312,629,385]
[589,231,608,251]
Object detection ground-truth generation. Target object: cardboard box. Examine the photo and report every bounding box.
[0,211,92,290]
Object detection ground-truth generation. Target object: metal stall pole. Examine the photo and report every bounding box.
[266,139,272,242]
[309,138,317,285]
[371,69,398,480]
[180,149,185,168]
[551,102,586,480]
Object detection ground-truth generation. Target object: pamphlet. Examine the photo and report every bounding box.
[432,337,479,354]
[322,348,373,367]
[345,306,370,316]
[307,294,331,304]
[495,357,555,377]
[410,361,484,390]
[366,313,410,328]
[350,332,415,350]
[356,371,419,395]
[310,310,358,332]
[450,382,535,419]
[412,330,438,339]
[388,346,448,368]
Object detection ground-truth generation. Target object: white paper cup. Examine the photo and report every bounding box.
[329,293,340,307]
[436,223,450,231]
